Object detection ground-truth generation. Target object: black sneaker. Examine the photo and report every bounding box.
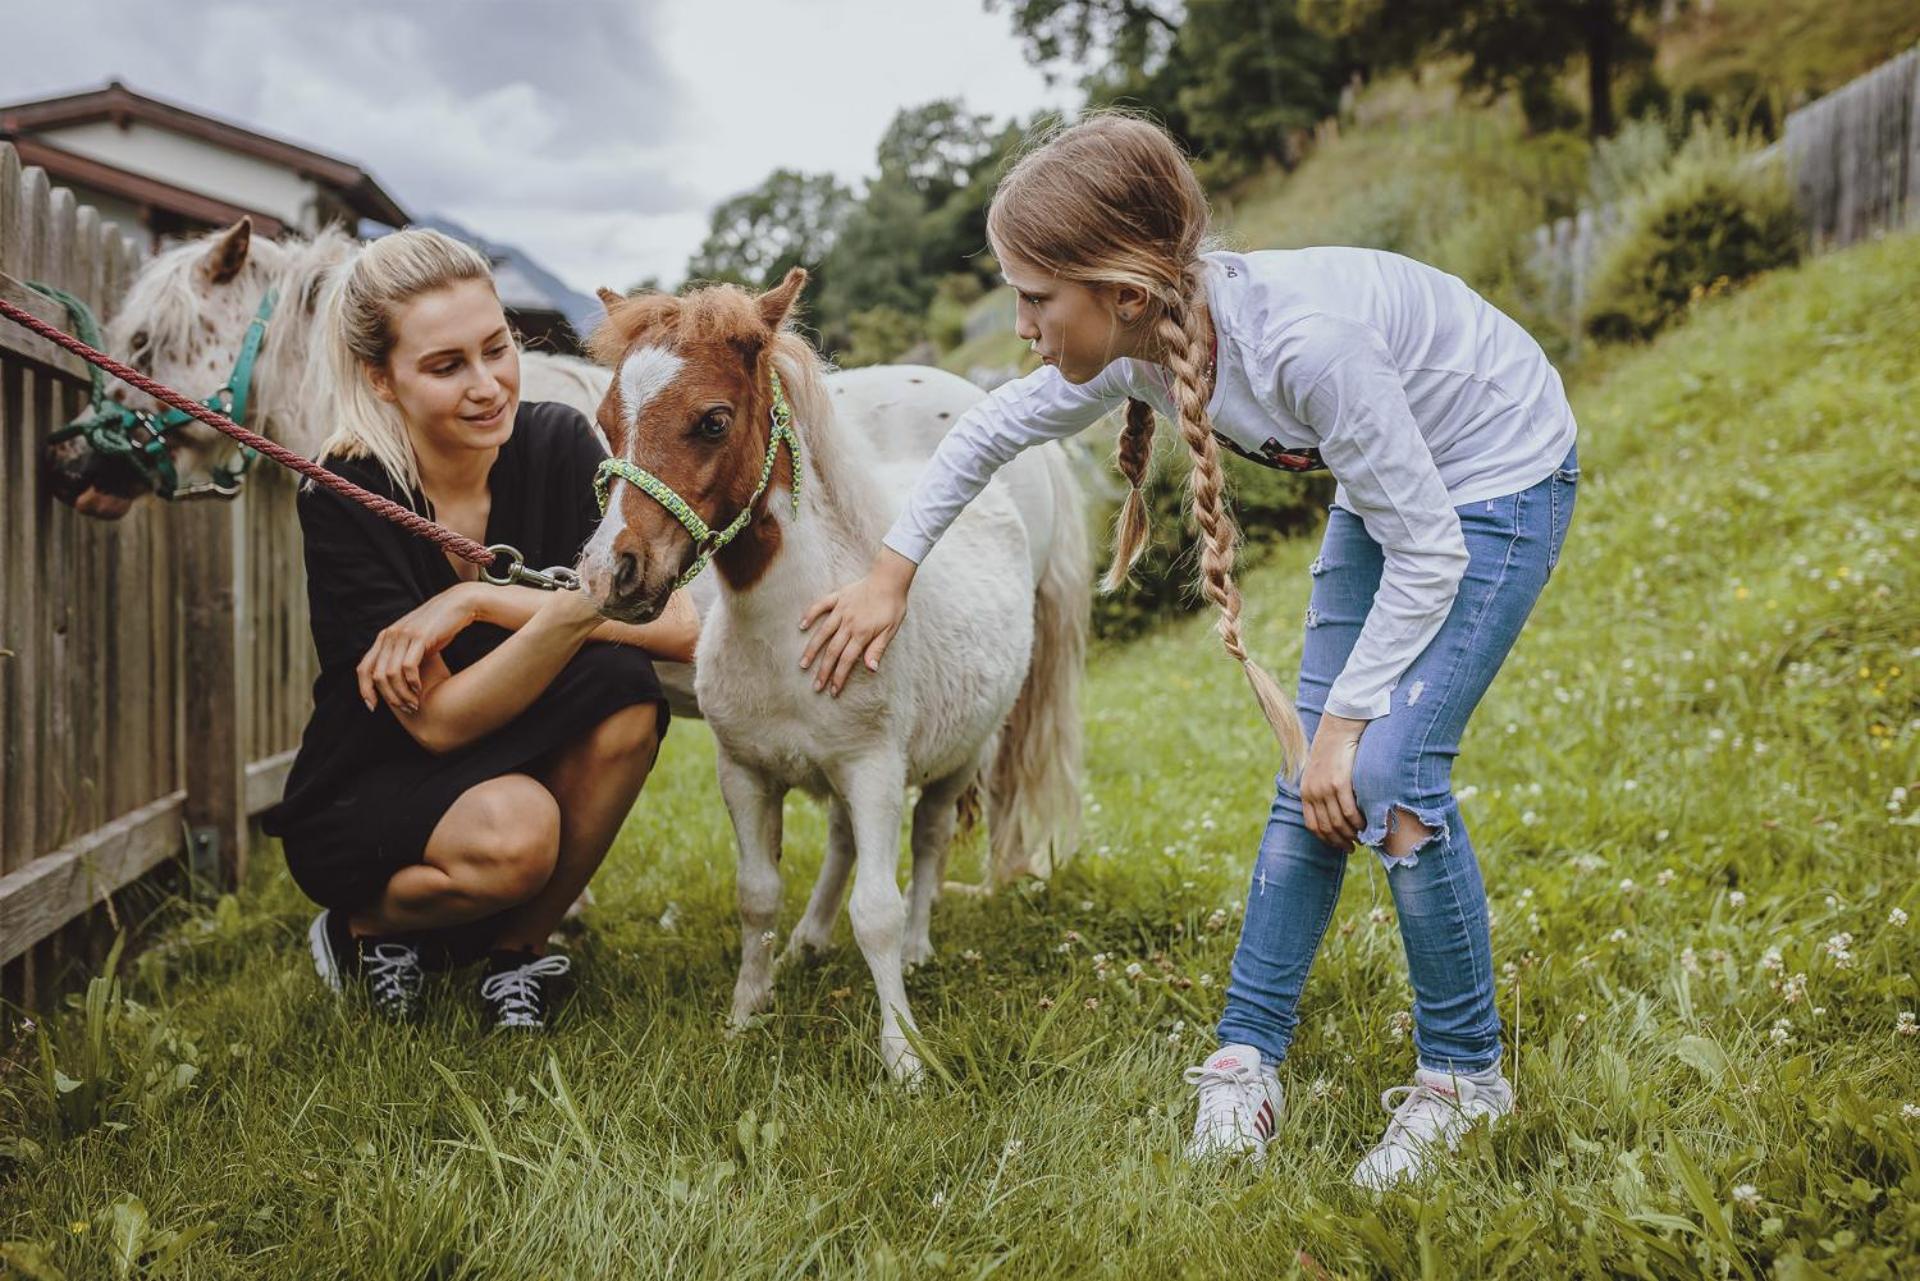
[477,949,572,1030]
[308,909,425,1022]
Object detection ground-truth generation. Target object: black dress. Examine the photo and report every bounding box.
[261,401,671,915]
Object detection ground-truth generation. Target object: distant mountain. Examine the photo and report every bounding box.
[368,214,602,340]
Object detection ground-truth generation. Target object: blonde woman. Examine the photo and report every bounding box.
[800,116,1579,1188]
[262,229,696,1030]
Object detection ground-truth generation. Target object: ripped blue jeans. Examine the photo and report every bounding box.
[1216,442,1579,1074]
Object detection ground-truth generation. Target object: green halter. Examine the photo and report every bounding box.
[34,281,277,500]
[593,367,803,591]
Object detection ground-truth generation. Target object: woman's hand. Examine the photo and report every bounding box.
[1299,712,1368,849]
[798,548,917,696]
[357,582,484,714]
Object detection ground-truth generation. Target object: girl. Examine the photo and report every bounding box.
[262,229,697,1031]
[798,116,1578,1189]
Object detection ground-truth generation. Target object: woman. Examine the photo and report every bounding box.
[799,115,1578,1188]
[262,229,696,1030]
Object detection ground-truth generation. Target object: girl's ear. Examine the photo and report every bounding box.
[1111,280,1153,324]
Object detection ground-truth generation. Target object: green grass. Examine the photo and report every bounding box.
[4,233,1918,1277]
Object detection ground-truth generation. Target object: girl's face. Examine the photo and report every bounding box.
[368,278,521,459]
[1003,256,1149,385]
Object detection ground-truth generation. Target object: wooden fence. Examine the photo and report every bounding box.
[1530,43,1920,346]
[0,139,314,1014]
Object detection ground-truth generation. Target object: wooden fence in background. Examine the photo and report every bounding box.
[1531,43,1920,346]
[0,139,314,1015]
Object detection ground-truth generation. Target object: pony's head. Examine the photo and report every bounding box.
[46,218,342,518]
[578,267,809,622]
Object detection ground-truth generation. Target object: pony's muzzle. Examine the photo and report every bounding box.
[581,541,675,624]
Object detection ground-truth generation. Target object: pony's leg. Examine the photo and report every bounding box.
[837,756,920,1082]
[904,774,967,968]
[782,795,852,966]
[716,754,785,1030]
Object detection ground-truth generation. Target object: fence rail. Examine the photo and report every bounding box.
[1529,44,1920,345]
[0,139,313,1012]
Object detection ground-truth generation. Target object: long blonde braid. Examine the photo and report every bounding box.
[1103,397,1157,591]
[1154,274,1308,774]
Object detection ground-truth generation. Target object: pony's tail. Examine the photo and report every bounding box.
[986,443,1091,885]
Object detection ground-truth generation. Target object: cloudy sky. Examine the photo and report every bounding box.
[2,0,1080,291]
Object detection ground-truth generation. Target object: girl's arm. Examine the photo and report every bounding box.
[365,587,610,755]
[1279,316,1469,722]
[470,582,698,662]
[799,363,1128,695]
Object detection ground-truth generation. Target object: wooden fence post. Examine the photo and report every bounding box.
[180,499,249,890]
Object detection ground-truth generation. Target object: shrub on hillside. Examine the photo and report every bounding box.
[1090,434,1332,641]
[1584,129,1803,343]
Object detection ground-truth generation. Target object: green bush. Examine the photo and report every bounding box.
[1584,129,1803,343]
[1090,430,1332,641]
[838,306,925,368]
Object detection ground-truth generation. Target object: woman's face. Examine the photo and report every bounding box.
[368,278,521,458]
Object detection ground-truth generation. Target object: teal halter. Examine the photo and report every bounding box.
[34,281,277,500]
[593,368,803,591]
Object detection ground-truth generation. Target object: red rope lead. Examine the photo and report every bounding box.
[0,294,497,567]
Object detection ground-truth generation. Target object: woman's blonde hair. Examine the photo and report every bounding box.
[309,227,497,497]
[987,112,1308,773]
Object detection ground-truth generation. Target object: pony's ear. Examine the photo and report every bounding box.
[756,267,807,331]
[596,286,623,312]
[201,217,252,285]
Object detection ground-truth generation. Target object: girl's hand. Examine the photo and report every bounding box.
[1300,713,1368,850]
[798,548,917,696]
[357,583,483,714]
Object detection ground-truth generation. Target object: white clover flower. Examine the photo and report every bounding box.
[1680,947,1703,977]
[1622,778,1639,791]
[1902,1103,1920,1120]
[1388,1010,1413,1039]
[1655,829,1671,843]
[1619,878,1638,895]
[1759,946,1783,974]
[1609,928,1629,943]
[1825,895,1840,910]
[1732,1184,1762,1211]
[1781,973,1808,1004]
[1369,906,1391,926]
[1124,961,1144,980]
[1574,1012,1589,1027]
[1770,1018,1793,1046]
[1002,1138,1024,1159]
[1204,909,1228,933]
[1656,868,1677,887]
[1890,908,1910,927]
[1825,933,1856,968]
[1198,973,1215,988]
[962,948,983,963]
[1729,890,1747,909]
[1897,1012,1918,1038]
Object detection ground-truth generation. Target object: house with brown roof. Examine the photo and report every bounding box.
[0,79,408,250]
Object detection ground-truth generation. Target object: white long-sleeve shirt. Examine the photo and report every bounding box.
[884,246,1579,721]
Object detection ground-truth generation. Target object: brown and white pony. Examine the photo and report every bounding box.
[579,268,1089,1080]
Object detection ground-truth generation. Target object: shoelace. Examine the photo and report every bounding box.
[1184,1059,1271,1136]
[1375,1078,1478,1149]
[479,955,572,1026]
[364,943,423,1010]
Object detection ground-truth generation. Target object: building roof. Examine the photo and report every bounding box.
[0,80,408,227]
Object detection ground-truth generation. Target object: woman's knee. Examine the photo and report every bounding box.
[438,775,561,903]
[584,702,661,766]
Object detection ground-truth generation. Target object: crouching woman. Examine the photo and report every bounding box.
[262,229,695,1030]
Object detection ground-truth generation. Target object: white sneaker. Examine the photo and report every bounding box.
[1184,1044,1285,1162]
[1351,1065,1514,1190]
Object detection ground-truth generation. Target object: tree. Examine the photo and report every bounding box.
[683,169,854,292]
[1304,0,1674,138]
[986,0,1180,81]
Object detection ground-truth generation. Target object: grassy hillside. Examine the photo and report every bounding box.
[3,233,1917,1277]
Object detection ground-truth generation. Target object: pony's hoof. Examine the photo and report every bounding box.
[902,938,935,970]
[779,932,834,968]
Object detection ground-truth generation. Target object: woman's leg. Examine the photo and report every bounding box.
[349,772,562,937]
[490,701,663,952]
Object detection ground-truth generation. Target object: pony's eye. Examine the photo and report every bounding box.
[130,330,150,353]
[697,410,731,439]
